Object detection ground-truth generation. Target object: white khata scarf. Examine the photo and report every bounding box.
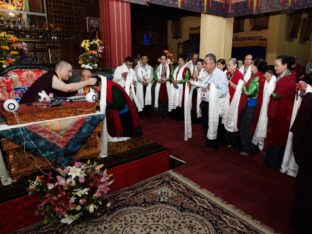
[239,65,252,83]
[169,64,188,112]
[252,75,277,150]
[120,64,142,112]
[207,83,227,140]
[136,64,153,108]
[154,63,170,108]
[223,79,244,132]
[184,68,205,141]
[281,85,312,177]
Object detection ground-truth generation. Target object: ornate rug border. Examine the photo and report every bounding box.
[168,170,276,234]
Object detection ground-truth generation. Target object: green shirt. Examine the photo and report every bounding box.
[242,76,259,98]
[171,66,190,84]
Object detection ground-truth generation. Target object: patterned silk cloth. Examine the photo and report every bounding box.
[0,114,104,166]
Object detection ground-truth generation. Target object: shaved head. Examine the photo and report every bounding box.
[55,61,71,71]
[55,61,72,81]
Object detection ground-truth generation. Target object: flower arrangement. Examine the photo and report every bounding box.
[78,38,104,70]
[0,32,19,68]
[28,161,113,225]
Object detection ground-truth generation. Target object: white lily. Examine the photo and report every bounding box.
[73,188,89,197]
[68,166,85,179]
[60,213,81,225]
[88,203,97,213]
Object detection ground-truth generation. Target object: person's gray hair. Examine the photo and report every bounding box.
[55,61,71,71]
[229,58,238,66]
[205,53,216,63]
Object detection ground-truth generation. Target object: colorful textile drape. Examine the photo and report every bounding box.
[0,114,104,166]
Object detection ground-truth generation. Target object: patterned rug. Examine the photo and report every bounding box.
[16,171,274,234]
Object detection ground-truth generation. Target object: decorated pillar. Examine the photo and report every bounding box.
[199,14,234,60]
[99,0,132,69]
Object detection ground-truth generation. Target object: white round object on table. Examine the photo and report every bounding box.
[85,92,97,102]
[3,99,19,112]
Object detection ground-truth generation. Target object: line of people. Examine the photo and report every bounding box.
[113,53,311,174]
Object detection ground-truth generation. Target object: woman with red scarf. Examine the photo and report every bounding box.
[265,55,296,168]
[237,58,266,156]
[227,58,244,102]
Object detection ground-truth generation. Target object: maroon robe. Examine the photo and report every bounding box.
[267,73,296,147]
[226,69,243,102]
[291,93,312,233]
[20,70,76,104]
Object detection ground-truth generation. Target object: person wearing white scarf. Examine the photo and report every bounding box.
[185,59,206,141]
[113,57,142,112]
[200,54,228,148]
[135,55,153,115]
[239,54,253,83]
[154,55,171,118]
[169,56,191,121]
[223,58,244,150]
[252,72,276,150]
[281,82,312,177]
[187,53,199,78]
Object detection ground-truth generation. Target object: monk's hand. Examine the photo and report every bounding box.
[142,80,148,86]
[173,80,178,85]
[88,78,97,86]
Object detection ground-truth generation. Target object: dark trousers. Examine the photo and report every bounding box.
[171,107,183,120]
[138,85,152,118]
[239,106,259,155]
[158,102,168,118]
[265,146,285,169]
[226,131,241,150]
[200,101,218,149]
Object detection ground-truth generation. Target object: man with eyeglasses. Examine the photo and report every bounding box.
[199,53,228,149]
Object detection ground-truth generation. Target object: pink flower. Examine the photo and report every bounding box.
[79,176,85,183]
[79,199,86,205]
[100,173,110,183]
[74,162,82,168]
[55,176,72,186]
[98,184,110,194]
[47,183,55,190]
[56,167,70,176]
[94,190,101,198]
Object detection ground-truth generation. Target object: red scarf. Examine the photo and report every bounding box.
[226,69,243,102]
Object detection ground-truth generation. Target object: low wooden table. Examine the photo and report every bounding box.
[1,101,97,125]
[0,102,102,182]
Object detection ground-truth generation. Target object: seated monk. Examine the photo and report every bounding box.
[20,61,97,104]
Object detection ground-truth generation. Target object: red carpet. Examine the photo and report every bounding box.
[141,116,297,234]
